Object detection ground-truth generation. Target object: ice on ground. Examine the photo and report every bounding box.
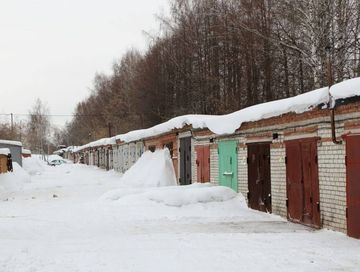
[119,149,177,187]
[0,162,30,192]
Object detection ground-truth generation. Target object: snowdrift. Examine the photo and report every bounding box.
[22,157,48,175]
[101,183,240,207]
[146,183,239,207]
[0,162,31,191]
[120,149,177,187]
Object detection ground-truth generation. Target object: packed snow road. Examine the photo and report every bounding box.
[0,158,359,272]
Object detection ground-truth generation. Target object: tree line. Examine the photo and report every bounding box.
[61,0,360,146]
[0,99,55,154]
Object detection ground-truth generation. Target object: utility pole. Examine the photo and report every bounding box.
[108,122,112,137]
[10,113,14,137]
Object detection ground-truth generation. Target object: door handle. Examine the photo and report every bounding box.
[223,172,233,176]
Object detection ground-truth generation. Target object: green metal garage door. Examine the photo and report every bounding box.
[218,140,238,192]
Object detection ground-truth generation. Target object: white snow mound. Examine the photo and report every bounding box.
[22,157,48,175]
[100,183,240,207]
[0,162,31,191]
[120,149,177,187]
[146,184,239,207]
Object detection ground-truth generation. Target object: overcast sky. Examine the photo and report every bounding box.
[0,0,169,127]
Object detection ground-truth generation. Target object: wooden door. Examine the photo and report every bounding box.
[218,141,238,192]
[180,137,192,185]
[196,146,210,183]
[346,135,360,239]
[247,143,272,213]
[286,138,320,228]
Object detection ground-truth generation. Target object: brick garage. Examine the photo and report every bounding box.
[189,100,360,235]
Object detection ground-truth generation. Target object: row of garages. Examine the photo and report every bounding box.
[71,80,360,239]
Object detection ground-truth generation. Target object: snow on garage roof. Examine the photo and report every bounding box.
[0,148,10,155]
[116,86,329,143]
[0,140,22,147]
[22,149,31,155]
[330,77,360,101]
[74,77,360,152]
[73,137,116,153]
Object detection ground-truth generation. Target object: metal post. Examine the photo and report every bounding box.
[10,113,14,137]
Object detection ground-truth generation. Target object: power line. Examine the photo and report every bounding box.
[0,113,120,118]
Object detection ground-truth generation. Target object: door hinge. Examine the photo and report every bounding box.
[208,157,210,163]
[315,155,318,164]
[247,192,250,200]
[217,148,219,154]
[285,156,288,164]
[236,146,238,153]
[246,157,249,164]
[345,155,347,166]
[346,207,348,218]
[286,198,289,207]
[317,202,320,212]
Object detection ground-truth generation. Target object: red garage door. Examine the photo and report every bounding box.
[286,138,320,228]
[346,135,360,239]
[196,146,210,183]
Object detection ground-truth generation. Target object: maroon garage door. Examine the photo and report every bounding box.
[346,135,360,239]
[286,138,320,228]
[247,143,271,213]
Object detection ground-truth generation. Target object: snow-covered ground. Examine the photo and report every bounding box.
[0,157,359,272]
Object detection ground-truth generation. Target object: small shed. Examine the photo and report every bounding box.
[0,140,22,166]
[0,148,10,174]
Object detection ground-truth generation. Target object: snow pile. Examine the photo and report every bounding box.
[146,184,239,207]
[120,149,177,187]
[0,162,31,191]
[0,148,10,155]
[101,183,240,207]
[22,157,48,175]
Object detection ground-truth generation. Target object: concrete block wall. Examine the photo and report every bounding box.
[191,138,197,184]
[210,146,219,185]
[317,124,347,233]
[270,145,287,218]
[237,146,248,198]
